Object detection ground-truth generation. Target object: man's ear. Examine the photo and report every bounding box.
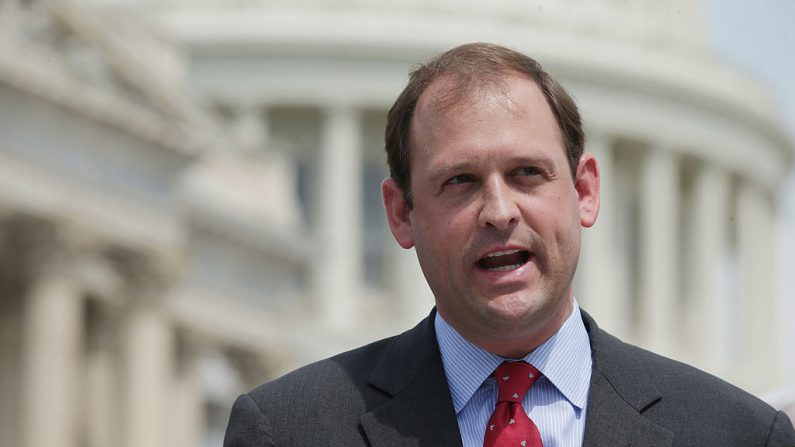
[382,177,415,249]
[575,153,600,228]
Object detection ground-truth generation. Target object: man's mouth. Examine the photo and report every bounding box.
[477,249,531,271]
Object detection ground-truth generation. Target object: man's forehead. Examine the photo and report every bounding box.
[416,73,528,114]
[408,73,568,174]
[414,73,546,128]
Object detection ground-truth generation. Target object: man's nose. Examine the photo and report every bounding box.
[477,177,520,230]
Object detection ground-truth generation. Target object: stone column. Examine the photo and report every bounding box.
[21,272,83,447]
[0,295,22,447]
[229,104,268,154]
[84,301,119,447]
[391,244,434,325]
[313,106,362,330]
[123,299,174,447]
[736,181,778,391]
[578,132,628,338]
[169,332,204,447]
[638,145,679,356]
[683,164,730,375]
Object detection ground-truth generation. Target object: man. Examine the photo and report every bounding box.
[224,43,795,446]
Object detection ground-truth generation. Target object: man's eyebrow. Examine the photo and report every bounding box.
[427,156,555,179]
[429,162,473,176]
[427,162,478,183]
[508,155,555,167]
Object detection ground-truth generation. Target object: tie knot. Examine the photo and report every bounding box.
[494,361,540,403]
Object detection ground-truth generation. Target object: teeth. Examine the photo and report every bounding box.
[486,263,522,271]
[486,249,521,258]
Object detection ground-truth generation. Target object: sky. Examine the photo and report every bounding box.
[706,0,795,381]
[707,0,795,135]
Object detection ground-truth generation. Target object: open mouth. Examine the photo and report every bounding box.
[477,249,531,272]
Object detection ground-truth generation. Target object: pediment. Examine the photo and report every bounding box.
[0,0,223,155]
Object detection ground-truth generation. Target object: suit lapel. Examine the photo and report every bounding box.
[581,312,673,447]
[360,311,463,447]
[358,309,675,446]
[583,370,672,446]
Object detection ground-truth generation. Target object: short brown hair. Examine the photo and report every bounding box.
[385,42,584,208]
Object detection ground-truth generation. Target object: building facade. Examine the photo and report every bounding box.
[1,1,793,446]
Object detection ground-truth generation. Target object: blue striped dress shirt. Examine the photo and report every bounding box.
[434,302,592,447]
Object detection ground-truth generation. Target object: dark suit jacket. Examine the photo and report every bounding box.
[224,310,795,446]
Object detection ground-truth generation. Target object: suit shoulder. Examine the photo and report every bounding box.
[624,337,772,407]
[246,333,399,406]
[589,320,771,410]
[234,333,404,445]
[597,331,792,441]
[639,343,769,408]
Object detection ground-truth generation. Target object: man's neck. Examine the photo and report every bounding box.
[442,297,574,359]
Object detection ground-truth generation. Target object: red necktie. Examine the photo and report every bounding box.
[483,361,543,447]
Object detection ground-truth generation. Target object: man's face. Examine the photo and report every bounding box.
[383,74,599,357]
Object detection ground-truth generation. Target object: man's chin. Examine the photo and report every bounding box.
[481,292,568,329]
[482,291,541,314]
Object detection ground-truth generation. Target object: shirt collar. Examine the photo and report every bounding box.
[435,300,592,414]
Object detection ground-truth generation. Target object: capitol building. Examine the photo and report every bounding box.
[0,1,793,446]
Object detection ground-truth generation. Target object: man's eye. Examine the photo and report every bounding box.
[445,174,474,185]
[516,167,542,177]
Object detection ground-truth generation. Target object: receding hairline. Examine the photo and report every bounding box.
[413,68,527,114]
[385,43,585,208]
[408,71,568,158]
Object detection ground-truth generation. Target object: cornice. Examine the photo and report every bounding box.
[143,4,791,160]
[0,0,229,158]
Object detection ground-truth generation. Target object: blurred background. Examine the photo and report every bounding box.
[1,0,793,446]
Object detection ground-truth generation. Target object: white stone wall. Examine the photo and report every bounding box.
[126,0,793,391]
[2,1,793,446]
